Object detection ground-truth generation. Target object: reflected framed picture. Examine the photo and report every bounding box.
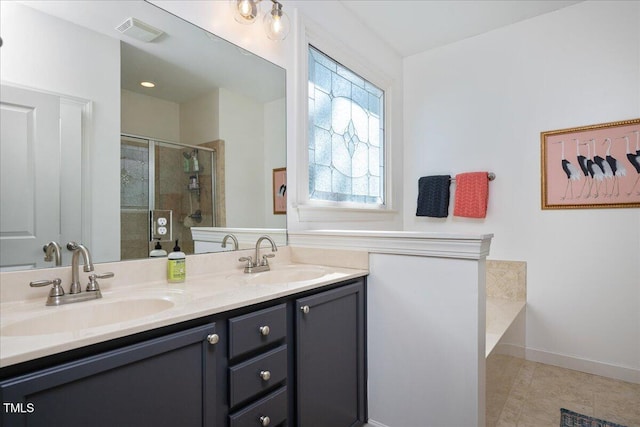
[541,118,640,209]
[273,167,287,214]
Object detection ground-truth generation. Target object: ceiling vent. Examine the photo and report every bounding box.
[116,18,163,42]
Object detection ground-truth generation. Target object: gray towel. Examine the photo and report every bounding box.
[416,175,451,217]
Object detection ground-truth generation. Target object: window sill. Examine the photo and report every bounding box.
[295,204,398,222]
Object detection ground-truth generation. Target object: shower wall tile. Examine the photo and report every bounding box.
[486,260,526,301]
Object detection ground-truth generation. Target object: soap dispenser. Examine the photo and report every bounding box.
[149,240,167,257]
[167,239,186,283]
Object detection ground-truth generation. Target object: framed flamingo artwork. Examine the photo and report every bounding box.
[541,118,640,209]
[273,167,287,214]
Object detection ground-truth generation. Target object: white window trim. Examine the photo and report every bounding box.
[295,16,397,223]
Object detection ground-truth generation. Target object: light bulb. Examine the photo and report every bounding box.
[263,2,289,41]
[239,0,252,18]
[231,0,258,24]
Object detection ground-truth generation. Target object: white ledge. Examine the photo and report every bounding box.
[296,204,398,222]
[288,230,493,260]
[191,227,287,248]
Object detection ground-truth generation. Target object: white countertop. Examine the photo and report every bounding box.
[0,263,367,368]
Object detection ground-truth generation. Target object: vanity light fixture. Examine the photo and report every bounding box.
[140,81,156,88]
[230,0,290,41]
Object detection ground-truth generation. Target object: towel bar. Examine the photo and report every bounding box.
[450,172,496,182]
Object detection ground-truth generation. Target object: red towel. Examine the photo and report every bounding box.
[453,172,489,218]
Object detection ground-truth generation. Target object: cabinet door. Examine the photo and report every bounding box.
[0,323,219,427]
[296,280,366,427]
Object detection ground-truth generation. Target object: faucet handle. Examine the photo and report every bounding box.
[30,278,65,297]
[239,256,254,268]
[260,253,275,266]
[87,272,114,292]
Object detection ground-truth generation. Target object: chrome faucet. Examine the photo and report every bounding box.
[29,242,113,306]
[42,241,62,266]
[222,234,239,251]
[67,242,94,294]
[238,235,277,273]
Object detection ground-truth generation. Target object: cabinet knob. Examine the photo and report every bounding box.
[259,325,270,336]
[259,415,270,426]
[206,334,219,345]
[259,370,271,381]
[300,305,310,314]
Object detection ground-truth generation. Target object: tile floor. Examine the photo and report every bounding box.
[488,355,640,427]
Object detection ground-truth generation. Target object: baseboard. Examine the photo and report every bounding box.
[525,347,640,384]
[494,342,525,359]
[366,420,391,427]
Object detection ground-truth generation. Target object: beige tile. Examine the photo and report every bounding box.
[486,260,526,300]
[486,356,640,427]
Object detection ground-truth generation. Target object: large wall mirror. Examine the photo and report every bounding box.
[0,1,286,271]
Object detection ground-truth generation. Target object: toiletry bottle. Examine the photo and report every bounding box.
[149,240,167,257]
[167,240,186,283]
[192,154,199,172]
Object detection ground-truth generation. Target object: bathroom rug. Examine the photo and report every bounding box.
[560,408,627,427]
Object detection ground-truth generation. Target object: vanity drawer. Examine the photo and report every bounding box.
[229,304,287,359]
[229,386,287,427]
[229,345,288,408]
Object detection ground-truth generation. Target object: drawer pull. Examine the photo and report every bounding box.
[259,370,271,381]
[300,305,310,314]
[207,334,219,345]
[260,415,271,426]
[259,325,270,336]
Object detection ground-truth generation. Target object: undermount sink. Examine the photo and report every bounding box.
[242,266,329,285]
[1,298,176,337]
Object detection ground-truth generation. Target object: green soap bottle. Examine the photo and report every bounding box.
[167,240,186,283]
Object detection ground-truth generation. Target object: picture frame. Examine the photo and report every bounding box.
[541,118,640,209]
[273,167,287,215]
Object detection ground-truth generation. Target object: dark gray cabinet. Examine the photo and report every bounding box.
[296,280,366,427]
[0,323,219,427]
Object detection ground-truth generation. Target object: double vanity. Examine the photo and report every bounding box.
[0,245,368,426]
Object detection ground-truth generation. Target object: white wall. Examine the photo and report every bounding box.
[403,1,640,381]
[122,89,181,141]
[219,88,266,227]
[1,2,121,263]
[180,90,220,144]
[263,98,287,228]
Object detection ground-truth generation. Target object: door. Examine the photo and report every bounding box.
[296,280,367,427]
[0,85,61,270]
[0,323,220,426]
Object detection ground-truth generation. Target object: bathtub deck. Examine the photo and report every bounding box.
[486,297,525,357]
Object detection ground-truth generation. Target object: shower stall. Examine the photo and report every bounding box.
[120,134,218,259]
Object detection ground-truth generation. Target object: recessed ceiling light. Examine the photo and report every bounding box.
[140,81,155,88]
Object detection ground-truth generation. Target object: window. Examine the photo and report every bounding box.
[307,45,385,206]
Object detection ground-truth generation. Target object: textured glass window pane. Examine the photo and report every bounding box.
[315,164,332,192]
[337,64,365,88]
[352,85,368,110]
[315,63,332,94]
[315,129,332,166]
[369,116,380,147]
[332,133,351,176]
[369,146,379,175]
[352,176,369,196]
[314,89,331,131]
[121,144,149,209]
[331,72,351,98]
[308,45,384,205]
[332,169,351,194]
[352,143,368,177]
[311,48,337,72]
